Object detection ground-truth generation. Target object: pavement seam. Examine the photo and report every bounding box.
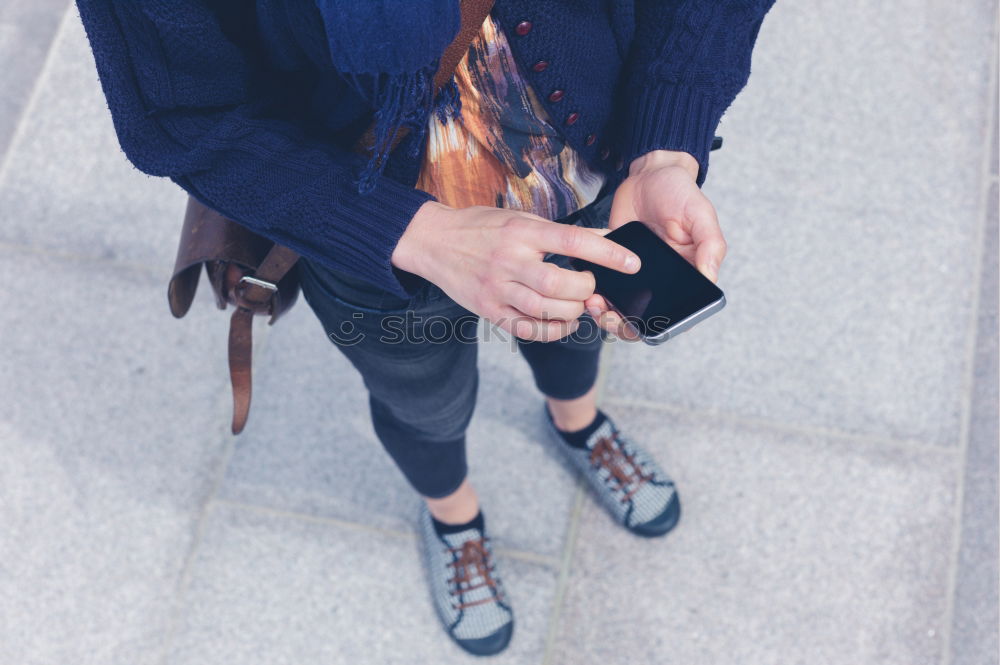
[938,20,999,665]
[157,379,242,663]
[603,395,965,455]
[540,337,616,665]
[207,497,561,568]
[540,484,584,665]
[0,1,73,189]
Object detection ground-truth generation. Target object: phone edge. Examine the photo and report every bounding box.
[641,294,727,346]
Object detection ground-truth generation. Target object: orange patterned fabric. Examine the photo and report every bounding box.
[416,14,606,220]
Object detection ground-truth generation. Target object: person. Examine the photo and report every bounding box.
[77,0,775,656]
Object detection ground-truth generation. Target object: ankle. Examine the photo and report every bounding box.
[546,399,598,433]
[425,478,480,525]
[431,510,485,536]
[545,385,599,432]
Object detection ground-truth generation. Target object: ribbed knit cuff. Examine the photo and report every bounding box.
[620,83,723,187]
[300,175,435,299]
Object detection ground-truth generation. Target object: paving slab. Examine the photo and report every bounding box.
[550,404,959,665]
[992,28,998,178]
[707,0,994,210]
[605,191,976,446]
[216,306,578,559]
[0,10,189,268]
[164,501,555,665]
[606,0,995,448]
[0,0,69,160]
[950,180,999,665]
[0,249,233,664]
[992,91,998,176]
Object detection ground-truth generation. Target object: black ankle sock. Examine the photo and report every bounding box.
[553,409,608,449]
[432,510,485,536]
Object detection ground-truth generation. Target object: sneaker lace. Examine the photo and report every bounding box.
[589,431,654,503]
[447,538,503,610]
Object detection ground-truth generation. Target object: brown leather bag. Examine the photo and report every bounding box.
[168,0,495,435]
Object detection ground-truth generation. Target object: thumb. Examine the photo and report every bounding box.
[608,186,638,230]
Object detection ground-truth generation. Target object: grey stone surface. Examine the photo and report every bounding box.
[551,404,960,665]
[992,90,998,177]
[992,19,998,179]
[0,0,69,24]
[605,191,976,446]
[707,0,994,211]
[606,0,996,447]
[216,308,578,559]
[165,502,556,665]
[0,248,233,664]
[950,180,999,665]
[0,11,189,268]
[0,0,69,160]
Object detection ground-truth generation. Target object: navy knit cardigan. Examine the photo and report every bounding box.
[75,0,775,297]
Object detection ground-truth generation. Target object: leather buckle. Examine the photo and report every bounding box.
[238,275,278,293]
[233,274,278,313]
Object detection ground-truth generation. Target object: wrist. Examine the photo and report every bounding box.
[391,200,454,279]
[628,149,699,181]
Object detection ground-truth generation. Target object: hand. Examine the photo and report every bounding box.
[392,202,640,342]
[586,149,727,339]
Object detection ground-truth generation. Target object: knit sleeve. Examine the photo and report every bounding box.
[617,0,775,186]
[75,0,436,297]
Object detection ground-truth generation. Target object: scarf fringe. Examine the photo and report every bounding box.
[349,70,463,195]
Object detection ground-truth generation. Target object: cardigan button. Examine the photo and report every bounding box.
[531,60,549,72]
[565,112,579,126]
[600,147,611,160]
[515,21,532,36]
[585,133,596,146]
[548,89,565,103]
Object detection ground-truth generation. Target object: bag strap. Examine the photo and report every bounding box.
[353,0,495,155]
[226,0,494,434]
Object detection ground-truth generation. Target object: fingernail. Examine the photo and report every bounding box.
[587,306,601,318]
[625,255,639,271]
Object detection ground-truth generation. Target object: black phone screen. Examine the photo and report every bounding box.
[569,221,724,338]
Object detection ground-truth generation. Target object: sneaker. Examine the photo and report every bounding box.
[418,505,514,656]
[545,407,681,537]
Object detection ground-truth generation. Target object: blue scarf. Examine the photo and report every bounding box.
[314,0,463,193]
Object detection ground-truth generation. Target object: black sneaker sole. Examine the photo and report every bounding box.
[628,492,681,538]
[451,620,514,657]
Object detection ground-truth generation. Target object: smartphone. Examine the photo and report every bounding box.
[569,221,726,345]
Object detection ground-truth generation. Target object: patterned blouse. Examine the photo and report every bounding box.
[416,13,606,221]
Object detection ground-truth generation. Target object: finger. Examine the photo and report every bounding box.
[593,307,640,341]
[535,224,640,274]
[694,236,726,283]
[522,263,596,300]
[501,282,585,321]
[687,197,726,282]
[584,292,609,318]
[662,217,694,245]
[495,305,579,342]
[608,184,637,230]
[580,293,640,340]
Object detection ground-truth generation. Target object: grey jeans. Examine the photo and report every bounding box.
[297,191,612,498]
